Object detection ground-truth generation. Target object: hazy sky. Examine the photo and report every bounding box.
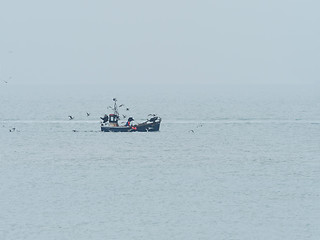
[0,0,319,85]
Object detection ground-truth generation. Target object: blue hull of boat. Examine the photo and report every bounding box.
[101,121,161,132]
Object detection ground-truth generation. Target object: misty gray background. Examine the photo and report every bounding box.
[0,0,319,85]
[1,2,320,239]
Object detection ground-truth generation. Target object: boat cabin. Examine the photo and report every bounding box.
[108,114,119,126]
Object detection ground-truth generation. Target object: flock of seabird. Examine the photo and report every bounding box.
[2,69,202,134]
[188,123,204,133]
[68,112,91,120]
[5,112,204,133]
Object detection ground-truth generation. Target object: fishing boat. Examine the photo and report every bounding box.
[100,98,161,132]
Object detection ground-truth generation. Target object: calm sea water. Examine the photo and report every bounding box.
[1,84,319,240]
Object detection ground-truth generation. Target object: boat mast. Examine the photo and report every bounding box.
[113,98,119,116]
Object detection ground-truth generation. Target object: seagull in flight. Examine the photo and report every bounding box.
[68,115,74,120]
[86,112,90,117]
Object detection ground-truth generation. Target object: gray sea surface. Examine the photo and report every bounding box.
[0,84,319,240]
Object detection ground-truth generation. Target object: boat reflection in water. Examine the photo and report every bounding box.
[100,98,161,132]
